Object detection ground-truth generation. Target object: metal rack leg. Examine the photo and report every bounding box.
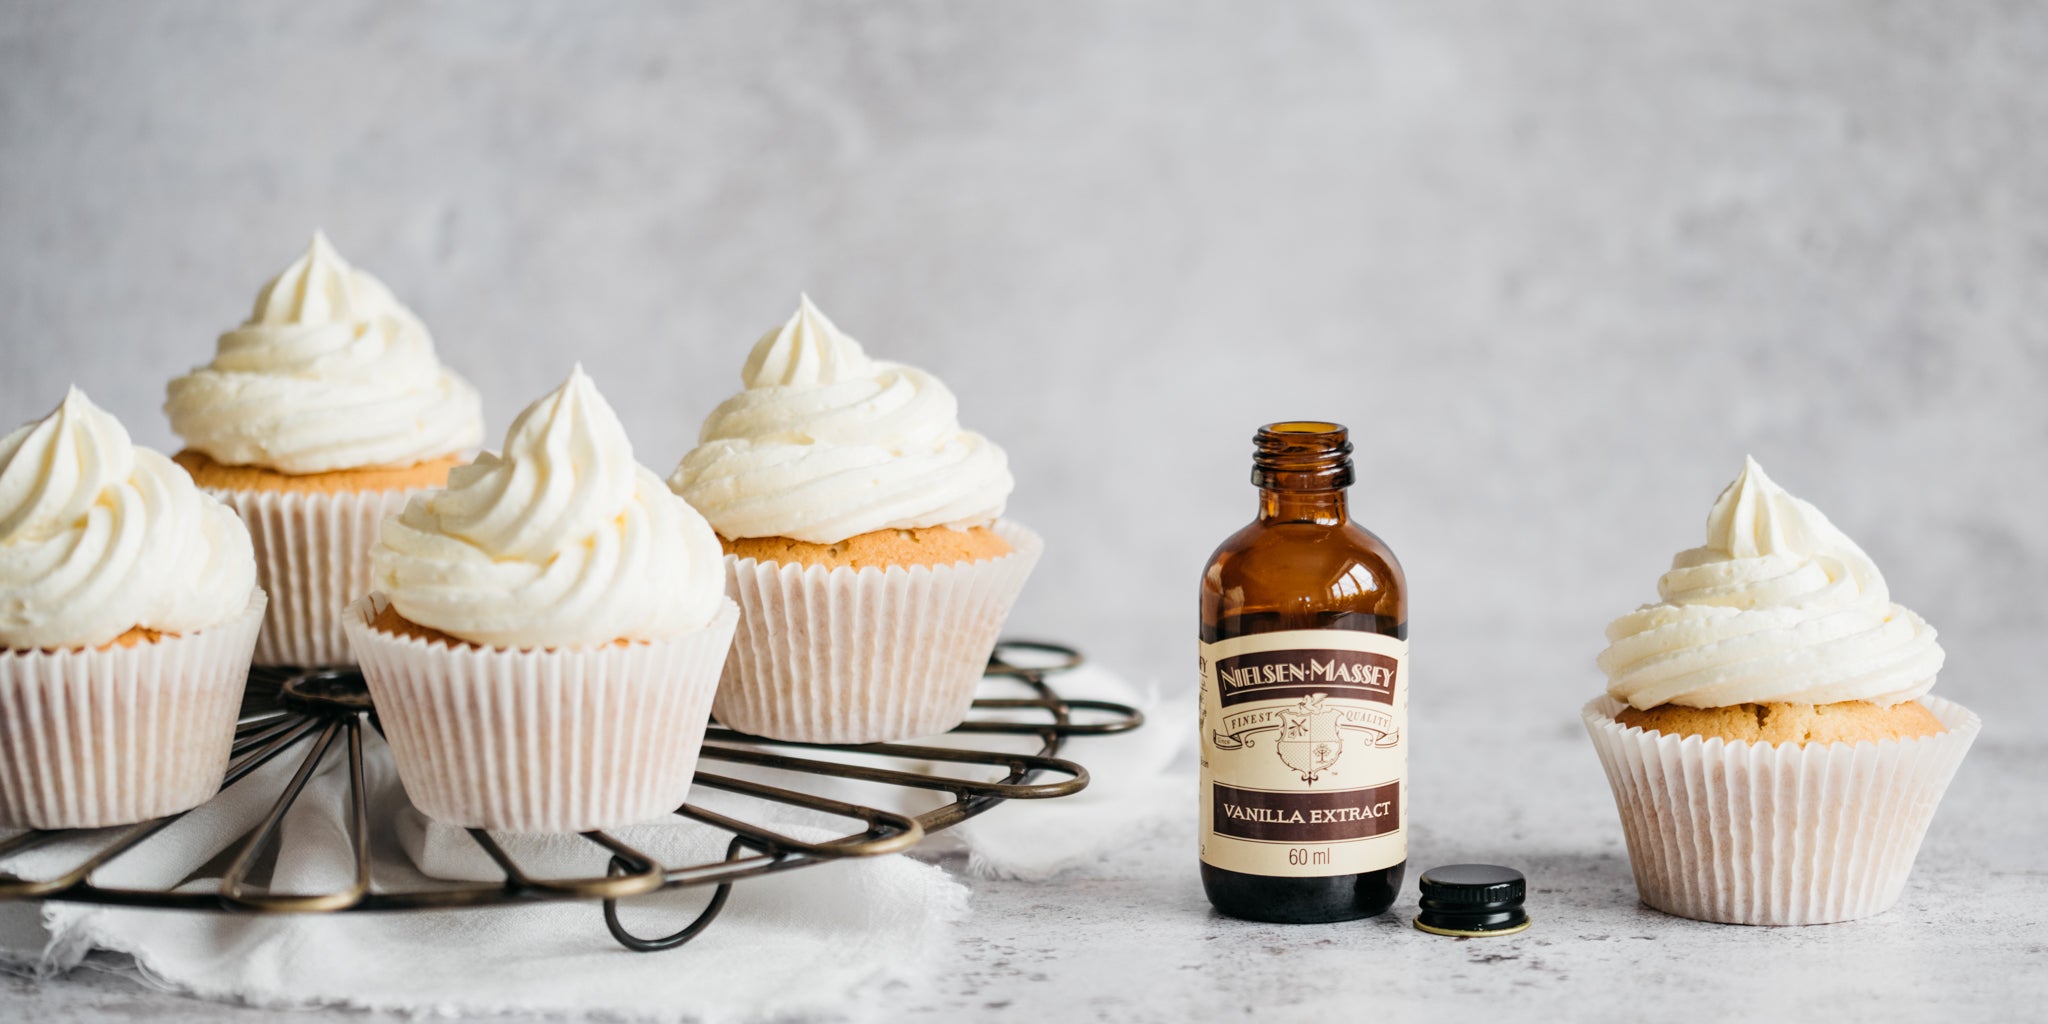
[600,836,754,953]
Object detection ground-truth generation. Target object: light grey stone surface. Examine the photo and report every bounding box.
[0,2,2043,1020]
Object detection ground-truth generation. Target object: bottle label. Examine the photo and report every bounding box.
[1199,629,1408,877]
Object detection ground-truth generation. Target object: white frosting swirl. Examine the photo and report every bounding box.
[0,389,256,649]
[165,231,484,474]
[1598,457,1944,709]
[371,366,724,648]
[669,296,1013,543]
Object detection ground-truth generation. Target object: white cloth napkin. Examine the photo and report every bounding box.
[0,662,1179,1022]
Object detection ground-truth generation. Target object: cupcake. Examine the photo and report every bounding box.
[345,366,736,833]
[1585,457,1979,925]
[0,389,265,828]
[165,231,484,667]
[669,296,1038,743]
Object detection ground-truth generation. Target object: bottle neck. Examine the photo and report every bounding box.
[1259,487,1349,525]
[1250,421,1354,525]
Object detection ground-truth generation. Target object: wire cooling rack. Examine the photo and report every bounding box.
[0,641,1142,952]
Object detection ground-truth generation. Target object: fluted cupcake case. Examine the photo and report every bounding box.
[346,595,740,834]
[0,593,267,830]
[1583,695,1979,926]
[204,487,424,668]
[715,521,1042,744]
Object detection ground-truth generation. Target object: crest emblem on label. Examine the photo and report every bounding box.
[1274,693,1342,783]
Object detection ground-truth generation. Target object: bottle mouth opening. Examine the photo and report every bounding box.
[1262,420,1345,437]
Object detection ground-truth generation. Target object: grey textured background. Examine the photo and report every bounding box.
[3,0,2044,729]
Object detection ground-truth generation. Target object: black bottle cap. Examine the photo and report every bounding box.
[1413,864,1530,937]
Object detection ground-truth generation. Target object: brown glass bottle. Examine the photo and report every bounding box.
[1198,422,1408,923]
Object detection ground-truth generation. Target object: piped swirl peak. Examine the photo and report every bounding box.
[0,387,131,543]
[371,366,725,648]
[249,229,370,326]
[1709,455,1795,557]
[425,363,635,563]
[1705,456,1854,561]
[1598,457,1942,711]
[741,294,876,389]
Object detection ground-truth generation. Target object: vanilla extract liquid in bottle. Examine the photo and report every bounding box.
[1199,421,1408,923]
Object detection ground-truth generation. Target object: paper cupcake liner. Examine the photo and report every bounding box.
[0,593,267,830]
[1583,694,1979,926]
[346,596,739,834]
[715,520,1043,744]
[205,486,425,668]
